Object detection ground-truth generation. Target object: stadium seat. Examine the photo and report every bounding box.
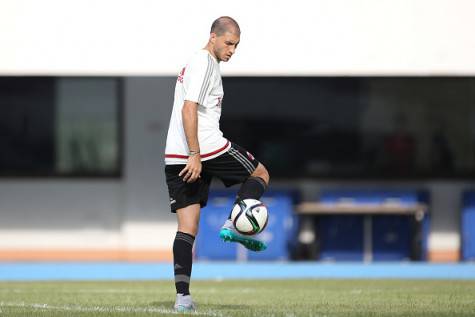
[462,191,475,261]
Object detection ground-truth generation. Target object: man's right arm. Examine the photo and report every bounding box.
[179,100,202,183]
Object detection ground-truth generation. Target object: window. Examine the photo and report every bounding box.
[0,77,122,177]
[221,77,475,179]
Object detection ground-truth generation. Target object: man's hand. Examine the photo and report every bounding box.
[180,100,201,183]
[179,154,202,183]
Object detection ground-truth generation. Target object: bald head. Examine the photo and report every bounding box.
[210,16,240,36]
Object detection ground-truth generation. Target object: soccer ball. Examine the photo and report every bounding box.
[230,199,269,235]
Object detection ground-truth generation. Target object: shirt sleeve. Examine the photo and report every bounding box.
[184,53,213,105]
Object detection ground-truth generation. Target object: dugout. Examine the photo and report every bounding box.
[296,189,430,262]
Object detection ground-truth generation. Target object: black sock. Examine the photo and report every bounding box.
[237,176,267,201]
[173,231,195,295]
[228,176,267,219]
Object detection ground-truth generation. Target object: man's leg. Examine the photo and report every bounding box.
[173,203,200,312]
[236,163,269,201]
[220,163,270,251]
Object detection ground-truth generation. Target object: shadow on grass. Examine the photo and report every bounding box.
[204,304,250,311]
[150,301,174,308]
[151,301,250,311]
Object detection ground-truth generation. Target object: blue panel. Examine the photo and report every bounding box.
[195,190,298,261]
[372,215,411,261]
[318,189,430,261]
[462,191,475,260]
[463,191,475,206]
[195,192,237,260]
[248,191,297,261]
[462,208,475,260]
[318,215,364,261]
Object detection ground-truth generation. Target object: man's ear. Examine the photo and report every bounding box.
[209,32,217,44]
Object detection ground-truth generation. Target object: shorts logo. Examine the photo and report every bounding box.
[170,197,176,205]
[246,151,255,161]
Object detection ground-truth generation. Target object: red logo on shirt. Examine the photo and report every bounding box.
[177,67,186,83]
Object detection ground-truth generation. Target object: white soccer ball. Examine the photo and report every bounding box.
[230,199,269,235]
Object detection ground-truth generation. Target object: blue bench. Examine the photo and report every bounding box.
[316,189,430,261]
[195,190,298,261]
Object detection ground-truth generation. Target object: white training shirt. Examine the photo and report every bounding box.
[165,49,230,165]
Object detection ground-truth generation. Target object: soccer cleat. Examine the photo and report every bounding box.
[174,294,196,313]
[219,227,267,252]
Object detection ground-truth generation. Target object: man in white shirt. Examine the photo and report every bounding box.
[164,16,270,312]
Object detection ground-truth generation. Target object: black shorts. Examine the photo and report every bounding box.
[165,142,259,212]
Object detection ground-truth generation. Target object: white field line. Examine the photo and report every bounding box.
[0,302,223,316]
[0,288,167,294]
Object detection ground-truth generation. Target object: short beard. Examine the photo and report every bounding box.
[214,49,223,62]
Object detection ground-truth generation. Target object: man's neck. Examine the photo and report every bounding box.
[204,45,219,63]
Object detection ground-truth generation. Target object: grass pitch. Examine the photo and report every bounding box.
[0,280,474,316]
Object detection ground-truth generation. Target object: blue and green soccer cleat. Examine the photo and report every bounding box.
[219,227,267,252]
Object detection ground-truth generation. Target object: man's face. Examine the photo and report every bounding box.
[212,31,240,62]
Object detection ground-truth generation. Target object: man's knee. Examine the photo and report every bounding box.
[178,222,199,237]
[252,163,270,185]
[176,204,201,236]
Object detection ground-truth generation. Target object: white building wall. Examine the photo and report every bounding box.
[0,180,124,249]
[0,0,474,76]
